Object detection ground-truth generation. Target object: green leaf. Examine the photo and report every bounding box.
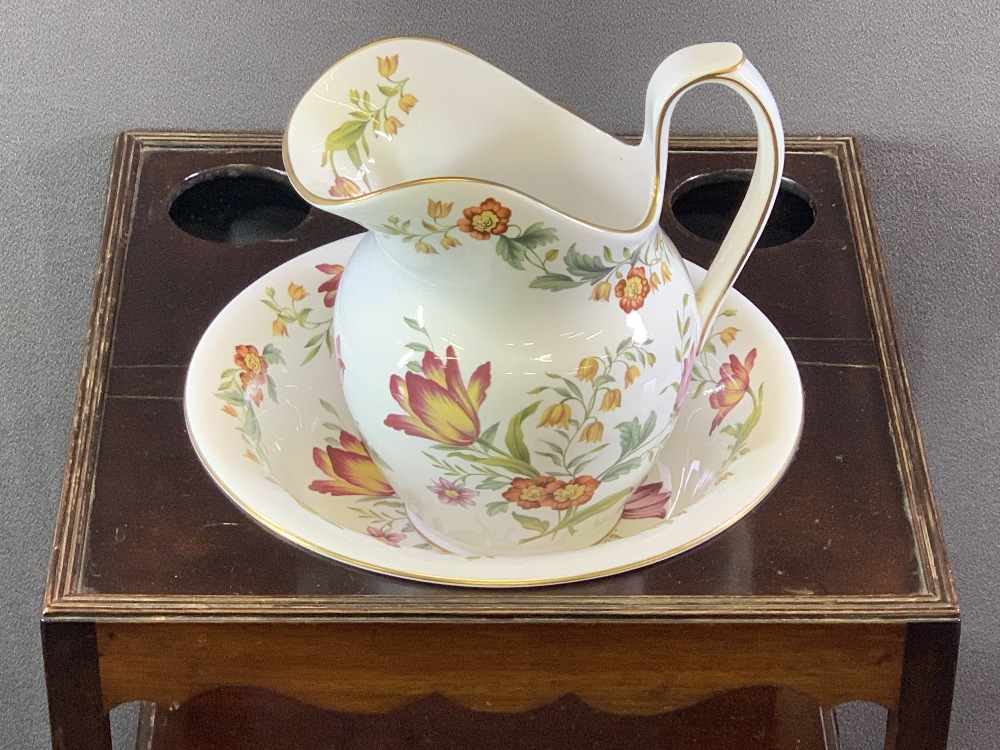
[561,377,584,401]
[261,299,282,313]
[720,308,738,317]
[529,273,584,291]
[486,501,509,516]
[721,424,742,438]
[544,248,559,262]
[505,401,541,464]
[301,346,321,365]
[347,110,370,120]
[496,235,527,270]
[378,83,399,97]
[564,244,613,281]
[600,456,642,482]
[266,375,278,403]
[319,399,338,414]
[616,417,642,456]
[406,341,430,352]
[261,344,285,365]
[479,478,510,491]
[324,119,368,153]
[421,220,438,232]
[512,511,549,534]
[346,142,363,169]
[215,389,246,406]
[513,222,558,249]
[403,316,425,333]
[406,361,422,373]
[603,246,614,262]
[296,308,313,325]
[219,368,238,379]
[639,411,657,444]
[702,340,717,355]
[480,422,500,448]
[478,455,539,479]
[305,331,326,348]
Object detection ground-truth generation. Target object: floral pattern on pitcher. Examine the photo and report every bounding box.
[383,318,675,544]
[321,53,418,197]
[378,197,676,313]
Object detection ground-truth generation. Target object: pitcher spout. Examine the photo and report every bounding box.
[284,36,668,239]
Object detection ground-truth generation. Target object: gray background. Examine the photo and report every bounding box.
[3,0,996,747]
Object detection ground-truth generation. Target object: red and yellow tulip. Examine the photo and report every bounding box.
[309,431,394,497]
[384,346,491,446]
[709,349,757,434]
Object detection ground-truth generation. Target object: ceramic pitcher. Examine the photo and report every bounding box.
[283,37,784,556]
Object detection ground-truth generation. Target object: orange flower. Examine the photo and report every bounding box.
[649,272,661,291]
[580,420,604,443]
[234,344,268,406]
[599,388,622,411]
[221,404,238,418]
[287,282,306,301]
[576,357,600,382]
[414,241,437,254]
[309,432,395,497]
[399,93,418,113]
[382,115,403,136]
[614,267,651,313]
[590,280,612,301]
[457,198,511,240]
[502,476,562,509]
[328,176,362,198]
[624,364,641,388]
[709,348,757,434]
[538,402,572,429]
[316,263,344,307]
[719,326,739,346]
[427,199,453,220]
[440,234,462,249]
[548,475,600,510]
[384,346,491,446]
[377,54,398,77]
[272,319,288,337]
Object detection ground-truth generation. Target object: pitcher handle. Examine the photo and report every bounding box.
[644,43,785,351]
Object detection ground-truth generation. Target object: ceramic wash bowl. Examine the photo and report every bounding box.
[184,235,803,586]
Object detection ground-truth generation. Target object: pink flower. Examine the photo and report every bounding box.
[674,345,696,412]
[427,477,479,507]
[621,482,672,520]
[367,526,406,547]
[335,335,345,381]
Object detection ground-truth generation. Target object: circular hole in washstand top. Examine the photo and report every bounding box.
[169,165,311,244]
[670,169,816,247]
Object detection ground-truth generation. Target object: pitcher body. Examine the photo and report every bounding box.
[335,199,696,554]
[284,37,784,555]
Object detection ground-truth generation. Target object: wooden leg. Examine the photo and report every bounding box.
[41,620,112,750]
[884,620,960,750]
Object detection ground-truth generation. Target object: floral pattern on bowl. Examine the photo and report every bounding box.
[186,236,803,585]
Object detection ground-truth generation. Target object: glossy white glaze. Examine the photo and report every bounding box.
[283,38,785,554]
